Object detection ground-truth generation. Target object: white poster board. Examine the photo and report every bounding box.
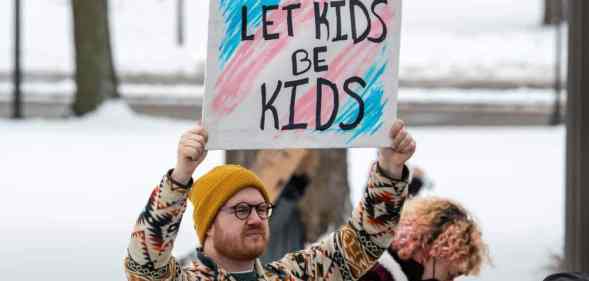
[204,0,402,150]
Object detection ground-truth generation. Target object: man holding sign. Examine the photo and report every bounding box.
[204,0,402,150]
[124,120,416,281]
[125,0,412,280]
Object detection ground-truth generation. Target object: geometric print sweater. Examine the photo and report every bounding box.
[125,162,410,281]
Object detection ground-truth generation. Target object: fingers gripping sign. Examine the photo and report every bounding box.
[377,120,416,179]
[172,123,209,185]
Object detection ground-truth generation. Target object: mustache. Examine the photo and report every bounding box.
[242,225,266,236]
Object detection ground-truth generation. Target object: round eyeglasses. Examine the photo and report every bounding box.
[222,202,273,220]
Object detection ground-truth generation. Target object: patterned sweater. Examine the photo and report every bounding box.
[125,163,409,281]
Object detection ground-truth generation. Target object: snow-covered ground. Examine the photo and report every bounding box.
[0,102,564,281]
[0,0,562,82]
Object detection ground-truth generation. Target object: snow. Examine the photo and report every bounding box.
[0,102,564,281]
[0,0,209,75]
[0,0,563,82]
[399,0,564,82]
[0,0,567,279]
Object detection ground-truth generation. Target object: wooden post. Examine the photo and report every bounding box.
[177,0,184,46]
[550,11,564,125]
[544,0,565,25]
[564,0,589,272]
[12,0,23,119]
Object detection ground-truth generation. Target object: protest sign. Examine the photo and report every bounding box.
[204,0,402,150]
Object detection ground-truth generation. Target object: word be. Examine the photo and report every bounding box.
[260,46,366,131]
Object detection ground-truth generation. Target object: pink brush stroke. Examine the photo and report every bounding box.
[212,0,325,116]
[281,4,395,129]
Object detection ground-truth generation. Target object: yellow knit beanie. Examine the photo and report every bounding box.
[189,164,269,243]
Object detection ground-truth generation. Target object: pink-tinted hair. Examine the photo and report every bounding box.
[391,197,489,275]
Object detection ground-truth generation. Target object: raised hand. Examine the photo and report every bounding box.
[171,124,208,184]
[378,120,416,179]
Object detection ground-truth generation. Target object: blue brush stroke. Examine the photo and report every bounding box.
[333,44,390,144]
[335,63,388,144]
[313,44,391,144]
[218,0,280,69]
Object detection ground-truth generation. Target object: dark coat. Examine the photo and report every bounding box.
[359,250,425,281]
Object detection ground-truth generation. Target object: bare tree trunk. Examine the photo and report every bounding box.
[226,149,352,243]
[12,0,23,119]
[104,0,120,99]
[176,0,185,46]
[543,0,565,25]
[71,0,119,116]
[226,150,259,168]
[564,0,589,272]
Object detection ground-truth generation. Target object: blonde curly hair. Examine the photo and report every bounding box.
[391,197,489,276]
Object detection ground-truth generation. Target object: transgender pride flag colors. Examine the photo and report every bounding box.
[204,0,402,150]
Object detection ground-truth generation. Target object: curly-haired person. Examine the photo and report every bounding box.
[359,197,489,281]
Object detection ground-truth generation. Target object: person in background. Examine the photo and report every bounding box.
[359,197,489,281]
[259,172,310,263]
[407,167,433,197]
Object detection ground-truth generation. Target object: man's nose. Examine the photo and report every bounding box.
[246,209,264,224]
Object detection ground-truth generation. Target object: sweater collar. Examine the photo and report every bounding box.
[195,248,268,281]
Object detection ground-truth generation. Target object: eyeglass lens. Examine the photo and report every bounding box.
[233,202,272,220]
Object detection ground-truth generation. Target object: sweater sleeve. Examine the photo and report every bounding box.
[266,162,409,281]
[124,170,195,281]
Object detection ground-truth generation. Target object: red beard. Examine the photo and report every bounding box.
[213,224,269,261]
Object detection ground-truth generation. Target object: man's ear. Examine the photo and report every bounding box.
[206,220,216,239]
[200,225,212,248]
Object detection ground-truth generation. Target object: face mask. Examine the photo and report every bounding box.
[399,258,425,281]
[388,249,441,281]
